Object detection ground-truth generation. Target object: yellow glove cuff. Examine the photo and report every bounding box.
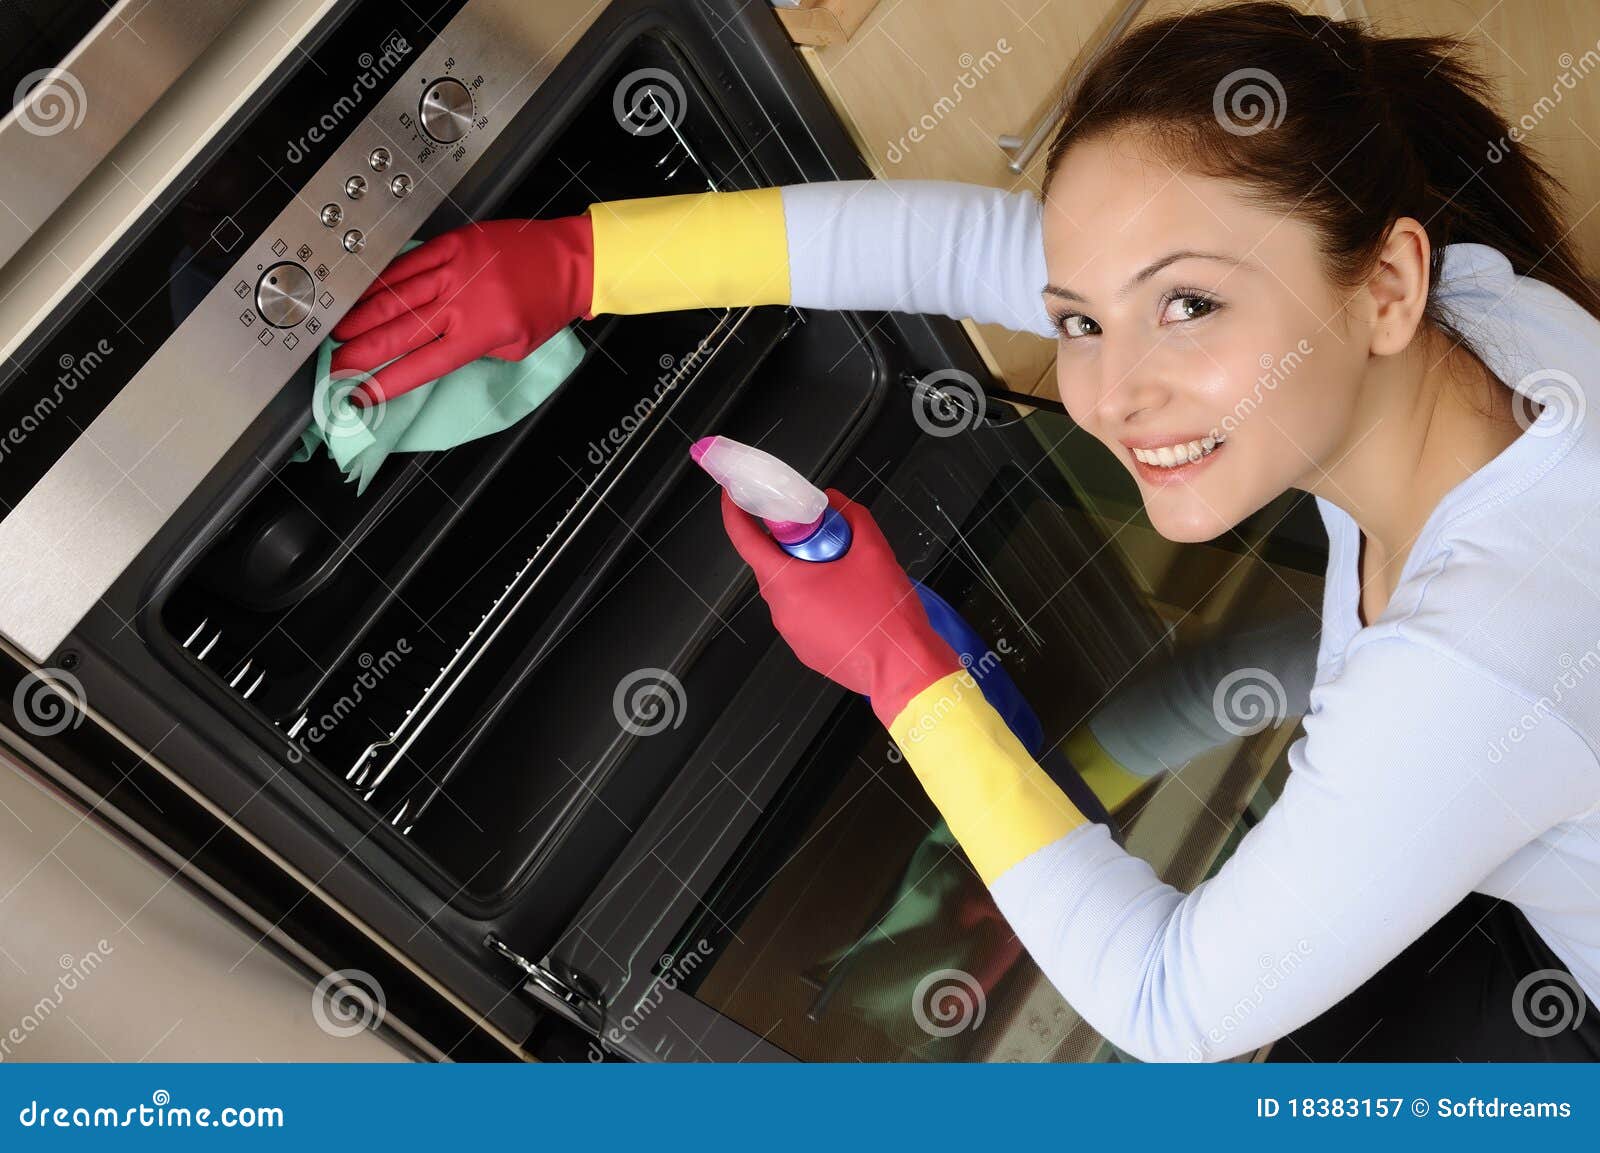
[889,671,1087,885]
[587,188,791,315]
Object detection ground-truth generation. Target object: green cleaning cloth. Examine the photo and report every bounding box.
[294,240,586,494]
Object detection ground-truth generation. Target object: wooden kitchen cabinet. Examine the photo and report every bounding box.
[1362,0,1600,269]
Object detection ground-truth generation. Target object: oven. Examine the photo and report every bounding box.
[0,0,1331,1061]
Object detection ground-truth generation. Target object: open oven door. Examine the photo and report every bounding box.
[534,395,1331,1063]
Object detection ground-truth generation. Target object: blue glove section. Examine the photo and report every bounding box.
[911,581,1045,755]
[905,581,1119,835]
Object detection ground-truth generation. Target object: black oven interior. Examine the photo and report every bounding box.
[144,30,882,913]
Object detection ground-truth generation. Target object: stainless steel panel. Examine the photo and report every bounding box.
[0,0,251,270]
[0,0,586,660]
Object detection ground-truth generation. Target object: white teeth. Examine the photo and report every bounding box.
[1132,432,1225,468]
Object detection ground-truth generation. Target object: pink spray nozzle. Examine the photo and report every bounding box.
[765,517,823,544]
[689,434,829,542]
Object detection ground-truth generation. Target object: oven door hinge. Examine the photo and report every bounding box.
[485,934,606,1037]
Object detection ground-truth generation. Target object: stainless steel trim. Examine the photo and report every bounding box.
[996,0,1147,175]
[0,636,525,1060]
[0,0,588,661]
[0,0,251,270]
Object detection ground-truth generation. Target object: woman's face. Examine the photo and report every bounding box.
[1041,131,1371,543]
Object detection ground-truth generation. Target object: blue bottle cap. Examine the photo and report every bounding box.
[777,506,852,562]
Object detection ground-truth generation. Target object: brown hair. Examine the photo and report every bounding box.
[1041,1,1600,336]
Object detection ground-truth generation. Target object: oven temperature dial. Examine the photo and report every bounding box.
[419,77,473,144]
[256,262,315,328]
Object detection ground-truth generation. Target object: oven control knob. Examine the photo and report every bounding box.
[255,261,315,329]
[419,77,473,144]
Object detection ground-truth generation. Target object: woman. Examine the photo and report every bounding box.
[329,3,1600,1060]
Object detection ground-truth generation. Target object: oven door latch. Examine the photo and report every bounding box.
[485,933,606,1037]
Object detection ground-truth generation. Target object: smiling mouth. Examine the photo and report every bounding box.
[1129,432,1226,468]
[1129,433,1227,482]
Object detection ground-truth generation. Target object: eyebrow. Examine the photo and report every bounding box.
[1042,250,1256,304]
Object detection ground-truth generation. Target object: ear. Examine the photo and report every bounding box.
[1364,217,1431,357]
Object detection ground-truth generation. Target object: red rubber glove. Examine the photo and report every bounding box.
[720,487,963,728]
[328,215,594,406]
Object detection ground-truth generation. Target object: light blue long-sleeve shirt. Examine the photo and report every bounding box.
[779,180,1600,1061]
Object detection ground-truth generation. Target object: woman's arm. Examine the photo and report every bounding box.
[721,486,1600,1062]
[331,180,1054,400]
[587,179,1055,336]
[903,633,1599,1061]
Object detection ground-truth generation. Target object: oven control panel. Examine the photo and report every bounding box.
[236,53,494,355]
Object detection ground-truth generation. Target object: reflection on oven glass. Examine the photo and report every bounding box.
[666,409,1329,1061]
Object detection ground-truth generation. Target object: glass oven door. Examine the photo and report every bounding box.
[552,400,1330,1062]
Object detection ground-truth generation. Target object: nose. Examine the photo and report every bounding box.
[1081,330,1169,430]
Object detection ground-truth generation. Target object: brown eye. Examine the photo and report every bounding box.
[1057,313,1101,339]
[1161,294,1218,323]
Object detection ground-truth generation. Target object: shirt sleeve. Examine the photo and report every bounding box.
[780,180,1055,338]
[892,633,1600,1062]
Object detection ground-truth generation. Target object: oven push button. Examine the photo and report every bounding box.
[256,261,315,329]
